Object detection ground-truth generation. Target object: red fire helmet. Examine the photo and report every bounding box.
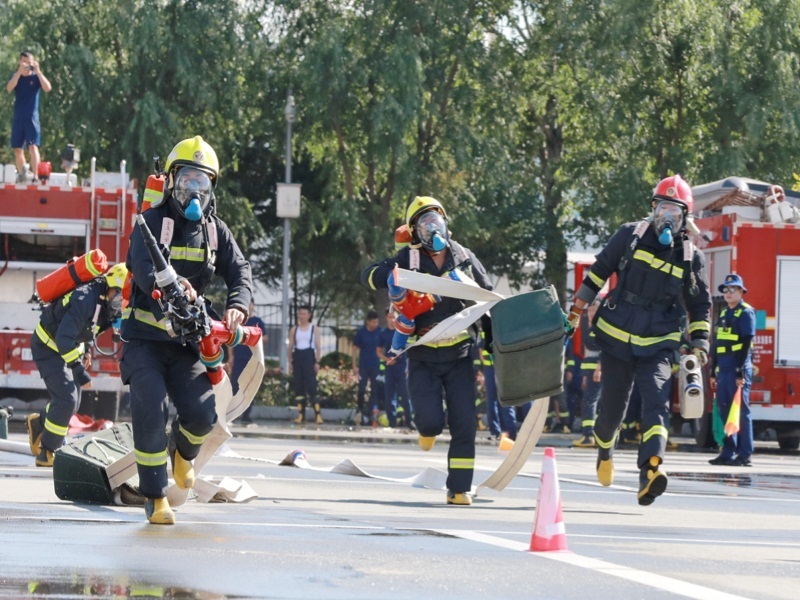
[653,174,693,214]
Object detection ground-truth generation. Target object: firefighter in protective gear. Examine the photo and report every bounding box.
[361,196,493,506]
[26,264,128,467]
[573,297,603,448]
[709,274,756,466]
[567,174,711,506]
[121,135,252,525]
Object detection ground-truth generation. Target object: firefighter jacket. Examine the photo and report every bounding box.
[712,301,756,374]
[360,241,493,363]
[122,202,252,344]
[36,279,115,365]
[576,220,711,361]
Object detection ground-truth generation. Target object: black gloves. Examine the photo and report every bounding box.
[69,362,92,387]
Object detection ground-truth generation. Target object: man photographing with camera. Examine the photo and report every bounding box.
[6,51,52,183]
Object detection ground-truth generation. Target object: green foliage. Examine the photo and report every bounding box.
[320,351,353,370]
[252,367,293,407]
[316,365,358,408]
[3,0,800,313]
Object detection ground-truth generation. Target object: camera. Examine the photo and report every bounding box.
[28,66,34,73]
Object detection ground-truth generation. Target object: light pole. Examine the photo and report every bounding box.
[279,91,296,374]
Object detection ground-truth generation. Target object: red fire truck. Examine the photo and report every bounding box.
[0,160,137,419]
[691,177,800,450]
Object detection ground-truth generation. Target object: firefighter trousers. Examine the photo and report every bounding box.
[383,364,410,427]
[408,356,477,493]
[581,374,602,437]
[486,364,516,438]
[357,364,381,416]
[120,339,217,499]
[594,349,673,468]
[31,336,81,452]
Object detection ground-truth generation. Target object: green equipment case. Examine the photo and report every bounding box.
[52,423,143,505]
[491,286,565,406]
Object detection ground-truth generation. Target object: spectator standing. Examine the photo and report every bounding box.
[288,305,322,425]
[352,310,382,426]
[7,51,52,182]
[477,328,516,441]
[376,307,413,428]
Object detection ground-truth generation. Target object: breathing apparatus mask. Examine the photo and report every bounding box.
[653,200,684,246]
[106,291,124,321]
[415,211,449,252]
[173,167,212,221]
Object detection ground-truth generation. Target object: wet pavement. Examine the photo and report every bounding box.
[1,418,800,599]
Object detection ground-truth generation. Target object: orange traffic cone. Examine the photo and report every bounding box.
[498,434,515,453]
[530,446,568,552]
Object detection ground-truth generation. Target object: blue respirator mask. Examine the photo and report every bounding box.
[653,200,685,246]
[415,211,449,253]
[173,167,212,221]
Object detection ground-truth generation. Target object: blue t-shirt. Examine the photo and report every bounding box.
[354,325,382,371]
[378,327,407,370]
[12,74,41,121]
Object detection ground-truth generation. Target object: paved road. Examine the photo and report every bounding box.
[1,421,799,599]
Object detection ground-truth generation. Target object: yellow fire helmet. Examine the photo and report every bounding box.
[164,135,219,187]
[105,263,128,290]
[405,196,447,228]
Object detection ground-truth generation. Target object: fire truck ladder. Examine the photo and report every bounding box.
[91,159,128,264]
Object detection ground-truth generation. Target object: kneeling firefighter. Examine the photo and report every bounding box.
[121,136,252,524]
[27,263,128,467]
[360,196,494,506]
[566,175,711,506]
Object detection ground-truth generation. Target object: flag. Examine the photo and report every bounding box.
[724,386,742,437]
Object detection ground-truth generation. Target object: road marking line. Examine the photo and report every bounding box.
[465,529,800,549]
[435,529,752,600]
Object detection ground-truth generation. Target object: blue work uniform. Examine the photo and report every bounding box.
[31,279,116,452]
[476,333,516,439]
[379,326,411,427]
[120,201,252,499]
[10,73,42,148]
[354,324,383,421]
[575,220,711,468]
[712,301,756,462]
[361,240,493,495]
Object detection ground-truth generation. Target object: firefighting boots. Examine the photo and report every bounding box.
[447,491,472,506]
[145,497,175,525]
[572,434,596,448]
[476,414,487,431]
[596,444,614,487]
[26,412,44,457]
[638,456,668,506]
[314,403,324,425]
[418,435,436,451]
[293,403,305,424]
[35,448,54,468]
[168,436,195,490]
